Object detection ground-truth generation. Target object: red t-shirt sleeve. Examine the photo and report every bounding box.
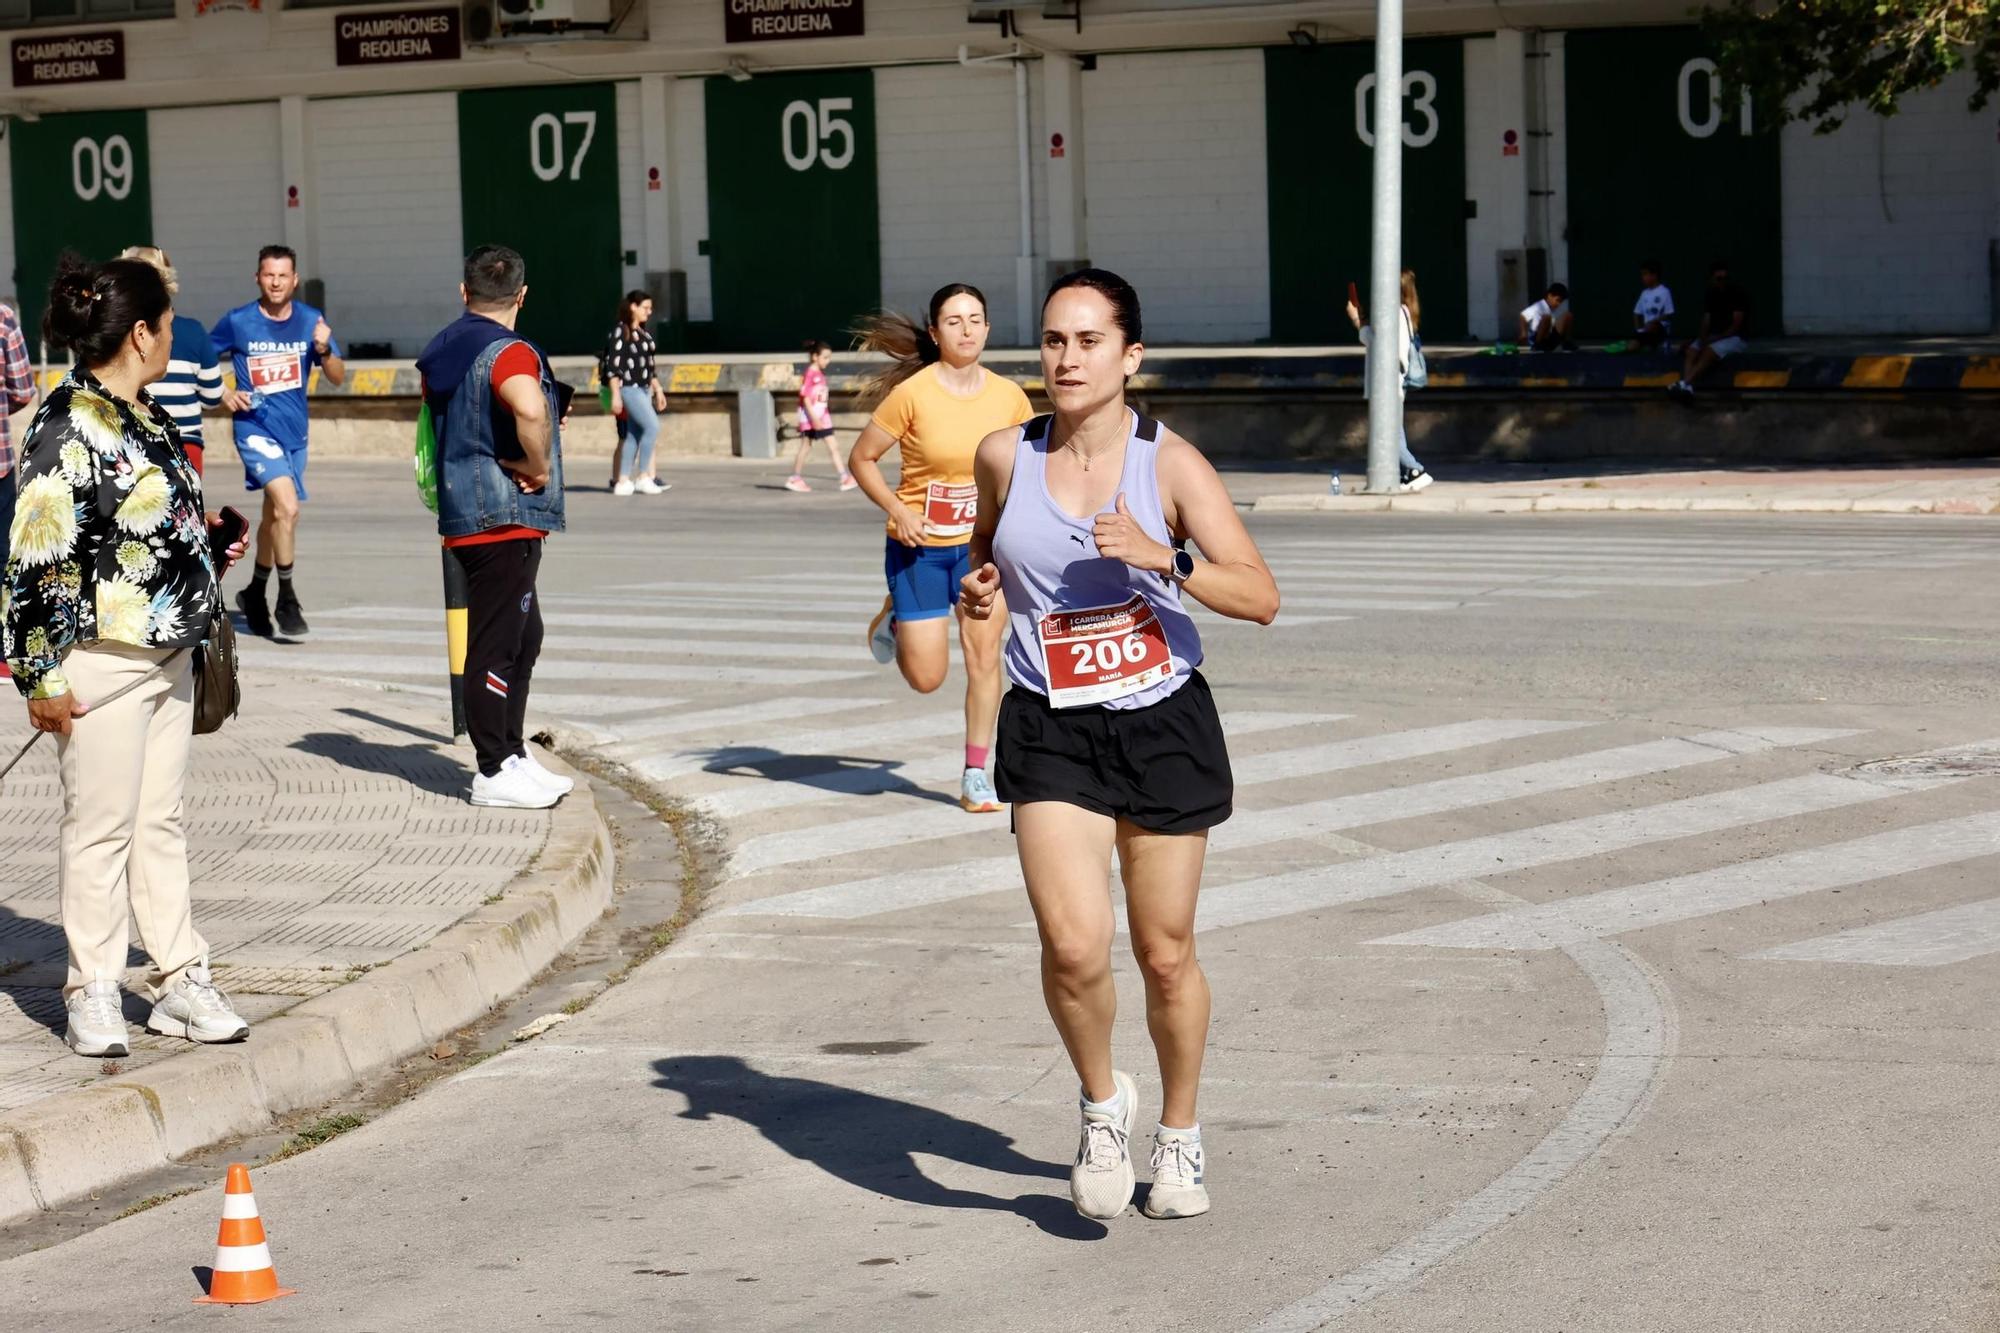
[489,342,541,395]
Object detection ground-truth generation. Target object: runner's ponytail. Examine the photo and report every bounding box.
[851,282,985,403]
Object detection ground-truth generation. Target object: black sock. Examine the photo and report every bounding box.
[248,564,272,593]
[276,563,294,587]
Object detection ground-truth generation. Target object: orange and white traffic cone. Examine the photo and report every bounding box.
[194,1163,296,1305]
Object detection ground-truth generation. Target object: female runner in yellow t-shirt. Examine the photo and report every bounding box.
[849,283,1034,813]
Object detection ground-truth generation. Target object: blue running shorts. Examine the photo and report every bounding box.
[884,538,969,623]
[234,428,310,501]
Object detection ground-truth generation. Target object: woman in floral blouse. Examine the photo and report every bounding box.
[3,256,250,1059]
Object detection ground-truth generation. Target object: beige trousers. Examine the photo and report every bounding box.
[56,642,207,999]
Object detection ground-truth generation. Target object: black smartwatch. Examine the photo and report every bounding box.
[1168,548,1195,584]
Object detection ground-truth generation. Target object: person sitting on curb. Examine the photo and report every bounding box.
[1518,283,1574,352]
[1632,260,1675,350]
[1670,260,1751,398]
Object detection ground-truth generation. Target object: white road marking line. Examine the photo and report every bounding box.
[726,720,1588,877]
[593,697,899,746]
[295,625,868,664]
[722,727,1850,920]
[313,604,861,637]
[691,710,1342,820]
[1749,891,2000,967]
[1378,809,2000,953]
[1195,767,1965,934]
[232,649,866,687]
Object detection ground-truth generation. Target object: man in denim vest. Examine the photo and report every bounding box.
[416,244,571,809]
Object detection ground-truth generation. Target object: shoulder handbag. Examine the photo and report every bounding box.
[1403,332,1429,391]
[193,605,239,735]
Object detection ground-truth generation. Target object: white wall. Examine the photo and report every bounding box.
[1081,50,1271,343]
[876,63,1029,346]
[308,94,465,355]
[149,104,285,330]
[673,76,712,323]
[1781,75,1997,333]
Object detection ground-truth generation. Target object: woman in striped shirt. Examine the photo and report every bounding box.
[120,247,222,475]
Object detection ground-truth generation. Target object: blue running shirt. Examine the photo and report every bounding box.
[210,301,341,454]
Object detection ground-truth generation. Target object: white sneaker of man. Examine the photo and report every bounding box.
[146,962,249,1043]
[1070,1069,1139,1220]
[1142,1127,1210,1219]
[470,761,560,809]
[64,978,129,1057]
[512,750,574,797]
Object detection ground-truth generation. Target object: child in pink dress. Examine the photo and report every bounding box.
[787,341,856,493]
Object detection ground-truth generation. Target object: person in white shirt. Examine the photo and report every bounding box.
[1633,260,1674,349]
[1518,284,1573,352]
[1343,268,1433,492]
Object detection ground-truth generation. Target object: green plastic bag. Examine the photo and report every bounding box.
[414,399,440,514]
[598,382,614,413]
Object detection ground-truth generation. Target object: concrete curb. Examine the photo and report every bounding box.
[0,749,614,1230]
[1252,493,2000,516]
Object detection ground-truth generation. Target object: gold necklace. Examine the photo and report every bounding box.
[1059,427,1122,472]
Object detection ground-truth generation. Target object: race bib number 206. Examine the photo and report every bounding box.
[1038,593,1173,709]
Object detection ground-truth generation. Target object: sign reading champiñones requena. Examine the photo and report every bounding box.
[724,0,863,44]
[11,31,124,87]
[335,6,462,66]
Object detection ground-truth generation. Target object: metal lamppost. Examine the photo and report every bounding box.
[1365,0,1404,495]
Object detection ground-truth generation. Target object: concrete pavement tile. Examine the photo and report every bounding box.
[1771,497,1858,512]
[7,1088,166,1223]
[1851,497,1934,513]
[1533,493,1615,511]
[108,1048,265,1159]
[241,1014,357,1116]
[0,1131,34,1224]
[1689,495,1776,511]
[1611,495,1694,510]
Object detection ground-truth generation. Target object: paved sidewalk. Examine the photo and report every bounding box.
[0,671,609,1224]
[1251,461,2000,515]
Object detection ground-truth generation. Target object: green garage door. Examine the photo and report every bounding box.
[705,69,878,351]
[10,110,152,353]
[1564,28,1781,340]
[458,83,621,355]
[1266,40,1467,342]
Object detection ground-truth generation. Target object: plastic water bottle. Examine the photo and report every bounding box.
[1327,472,1341,496]
[246,390,266,411]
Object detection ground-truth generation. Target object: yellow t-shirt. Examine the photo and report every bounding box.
[870,364,1034,547]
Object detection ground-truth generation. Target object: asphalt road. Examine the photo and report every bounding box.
[6,456,1999,1332]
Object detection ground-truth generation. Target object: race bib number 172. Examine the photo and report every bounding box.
[246,352,303,395]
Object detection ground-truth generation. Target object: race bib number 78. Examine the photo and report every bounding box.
[924,480,978,538]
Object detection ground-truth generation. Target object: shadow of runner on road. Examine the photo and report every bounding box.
[688,750,961,809]
[652,1055,1105,1240]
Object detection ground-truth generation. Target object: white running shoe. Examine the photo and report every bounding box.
[612,478,636,496]
[470,762,560,809]
[636,477,669,495]
[784,474,812,493]
[65,978,129,1057]
[960,767,1002,813]
[838,473,859,492]
[512,750,574,797]
[1143,1128,1210,1219]
[866,597,897,665]
[146,963,249,1044]
[1070,1070,1139,1220]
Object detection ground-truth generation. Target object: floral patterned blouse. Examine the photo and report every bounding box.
[3,367,217,700]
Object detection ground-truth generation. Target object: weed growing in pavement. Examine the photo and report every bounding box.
[116,1186,200,1219]
[270,1112,368,1163]
[483,891,505,905]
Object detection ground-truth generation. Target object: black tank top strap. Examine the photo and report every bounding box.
[1133,414,1162,443]
[1022,413,1054,442]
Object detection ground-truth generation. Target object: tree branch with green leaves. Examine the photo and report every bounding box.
[1702,0,1999,133]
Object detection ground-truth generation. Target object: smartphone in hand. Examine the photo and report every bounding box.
[209,506,249,568]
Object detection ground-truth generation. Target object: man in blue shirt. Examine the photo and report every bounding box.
[211,244,347,638]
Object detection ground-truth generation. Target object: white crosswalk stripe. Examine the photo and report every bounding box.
[719,726,1850,920]
[1377,809,2000,953]
[1747,894,2000,968]
[234,648,865,687]
[725,719,1585,877]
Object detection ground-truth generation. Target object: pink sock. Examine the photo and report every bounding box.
[966,745,990,771]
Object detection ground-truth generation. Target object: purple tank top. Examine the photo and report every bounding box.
[991,411,1203,710]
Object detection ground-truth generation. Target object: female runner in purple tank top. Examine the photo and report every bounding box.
[959,269,1278,1223]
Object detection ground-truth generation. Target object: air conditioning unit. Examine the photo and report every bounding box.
[465,0,636,42]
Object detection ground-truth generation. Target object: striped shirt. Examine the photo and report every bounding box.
[0,304,34,475]
[153,313,224,445]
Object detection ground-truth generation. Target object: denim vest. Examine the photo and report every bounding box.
[436,339,566,539]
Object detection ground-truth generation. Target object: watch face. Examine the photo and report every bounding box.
[1173,549,1195,581]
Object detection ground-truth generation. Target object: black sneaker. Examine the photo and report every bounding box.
[273,589,309,638]
[235,586,274,638]
[1401,467,1435,492]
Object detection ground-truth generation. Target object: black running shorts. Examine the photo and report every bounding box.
[994,671,1233,835]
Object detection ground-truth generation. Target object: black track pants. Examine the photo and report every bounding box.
[458,538,545,777]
